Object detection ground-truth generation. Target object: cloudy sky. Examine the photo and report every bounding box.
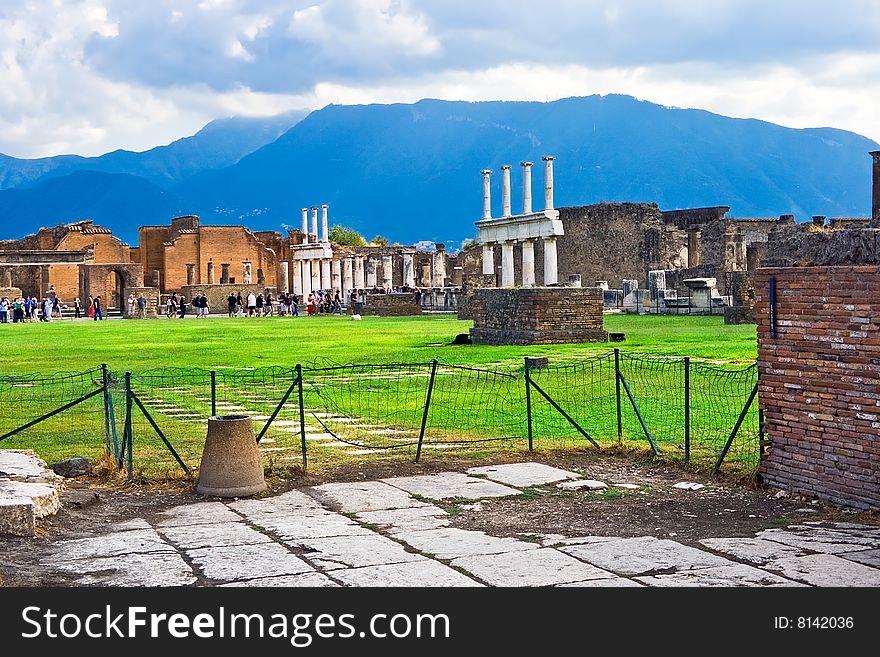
[2,0,879,158]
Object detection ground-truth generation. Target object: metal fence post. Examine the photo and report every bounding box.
[124,371,133,479]
[210,370,217,417]
[614,348,623,443]
[524,358,533,451]
[101,363,112,455]
[415,359,439,463]
[684,357,691,463]
[296,364,307,471]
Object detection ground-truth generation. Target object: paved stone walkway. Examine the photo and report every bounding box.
[39,463,880,587]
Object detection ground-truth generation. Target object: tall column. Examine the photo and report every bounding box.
[501,241,515,288]
[402,253,415,288]
[481,169,492,219]
[311,206,318,241]
[186,264,195,286]
[501,165,512,218]
[432,245,446,287]
[543,236,558,286]
[521,239,535,287]
[321,259,331,290]
[321,204,329,242]
[481,243,495,276]
[310,259,320,292]
[354,255,366,289]
[301,208,308,238]
[206,262,214,285]
[292,260,303,295]
[871,151,880,221]
[521,161,533,214]
[342,257,354,299]
[542,155,555,210]
[279,261,289,292]
[381,254,393,289]
[366,257,378,287]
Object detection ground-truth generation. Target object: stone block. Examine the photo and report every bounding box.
[451,548,615,586]
[331,561,480,587]
[466,462,580,487]
[381,472,520,500]
[0,498,35,537]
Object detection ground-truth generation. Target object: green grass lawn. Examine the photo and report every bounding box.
[0,313,757,374]
[0,313,759,480]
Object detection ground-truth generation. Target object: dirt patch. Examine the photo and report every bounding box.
[1,448,876,586]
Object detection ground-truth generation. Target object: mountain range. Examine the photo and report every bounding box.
[1,95,877,246]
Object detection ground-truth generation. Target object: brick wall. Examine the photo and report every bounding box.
[470,287,608,345]
[756,265,880,510]
[362,292,423,316]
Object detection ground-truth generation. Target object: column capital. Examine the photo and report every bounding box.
[542,155,555,162]
[481,169,492,175]
[520,161,533,167]
[301,207,308,213]
[501,164,511,170]
[321,203,328,209]
[311,206,318,211]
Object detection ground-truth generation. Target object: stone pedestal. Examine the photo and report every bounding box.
[197,415,266,498]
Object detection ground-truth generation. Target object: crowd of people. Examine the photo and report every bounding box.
[0,293,108,323]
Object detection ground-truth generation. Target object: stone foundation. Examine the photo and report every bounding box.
[469,287,608,345]
[363,292,423,316]
[124,286,160,318]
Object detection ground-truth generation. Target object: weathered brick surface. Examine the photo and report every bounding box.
[363,293,423,316]
[470,287,608,345]
[756,265,880,510]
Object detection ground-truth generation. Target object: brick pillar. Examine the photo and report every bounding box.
[206,263,214,285]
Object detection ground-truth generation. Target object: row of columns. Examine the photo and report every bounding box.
[285,253,418,299]
[301,205,330,243]
[482,237,558,288]
[482,156,554,219]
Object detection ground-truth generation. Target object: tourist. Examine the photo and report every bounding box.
[166,293,178,318]
[292,293,300,317]
[93,295,103,320]
[236,291,244,316]
[88,295,94,319]
[264,291,274,316]
[52,295,63,319]
[255,293,264,316]
[127,294,136,318]
[20,297,31,322]
[332,290,342,314]
[199,293,210,318]
[137,294,147,319]
[306,292,315,316]
[42,297,53,322]
[179,294,188,319]
[0,296,9,323]
[278,293,289,316]
[246,291,257,317]
[227,292,237,317]
[74,297,82,319]
[28,296,38,321]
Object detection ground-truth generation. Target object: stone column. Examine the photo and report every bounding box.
[243,262,252,285]
[220,263,230,284]
[542,155,555,210]
[321,258,331,290]
[280,261,289,292]
[521,161,533,214]
[521,239,535,287]
[872,150,880,221]
[206,263,213,285]
[3,270,11,288]
[366,257,378,287]
[311,206,318,241]
[543,236,558,286]
[432,245,447,287]
[354,255,366,289]
[330,259,341,293]
[481,169,492,220]
[381,254,393,288]
[186,264,195,286]
[301,208,309,239]
[481,243,495,276]
[292,260,303,295]
[342,257,354,299]
[501,241,515,288]
[321,204,329,242]
[501,165,512,217]
[402,253,415,288]
[310,259,320,292]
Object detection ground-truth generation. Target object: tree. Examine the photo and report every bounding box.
[328,224,366,247]
[369,234,390,246]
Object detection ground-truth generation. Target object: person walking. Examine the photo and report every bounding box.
[74,297,82,319]
[292,293,300,317]
[179,294,188,319]
[42,297,53,322]
[52,295,63,319]
[255,293,264,316]
[0,296,9,323]
[93,296,103,320]
[246,291,257,317]
[137,294,147,319]
[264,291,274,316]
[227,292,237,317]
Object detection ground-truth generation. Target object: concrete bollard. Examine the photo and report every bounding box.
[197,415,267,497]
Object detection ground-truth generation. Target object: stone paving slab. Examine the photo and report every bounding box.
[558,480,607,491]
[560,536,731,576]
[53,551,196,587]
[0,480,61,518]
[160,521,274,550]
[331,561,481,587]
[51,528,175,560]
[757,527,880,554]
[0,450,57,479]
[155,502,243,527]
[256,514,376,541]
[767,553,880,587]
[542,535,616,547]
[114,519,155,532]
[466,463,580,488]
[842,549,880,568]
[451,548,616,586]
[355,506,450,532]
[219,573,338,587]
[310,481,429,513]
[798,522,880,540]
[289,534,424,570]
[557,578,645,587]
[229,490,326,515]
[699,538,806,566]
[635,564,801,587]
[187,542,315,581]
[382,472,520,500]
[392,528,540,560]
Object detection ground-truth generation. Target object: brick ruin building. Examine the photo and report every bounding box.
[0,212,460,312]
